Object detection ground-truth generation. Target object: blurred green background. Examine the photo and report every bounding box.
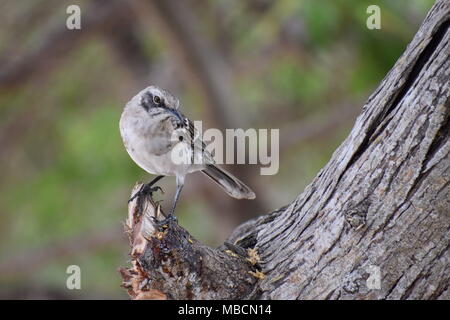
[0,0,434,299]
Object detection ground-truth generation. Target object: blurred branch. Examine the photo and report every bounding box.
[280,101,360,153]
[0,0,60,65]
[0,285,121,299]
[93,0,152,87]
[211,0,276,59]
[0,226,124,277]
[133,0,240,128]
[0,1,132,89]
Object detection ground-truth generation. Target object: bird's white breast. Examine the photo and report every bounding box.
[120,111,203,177]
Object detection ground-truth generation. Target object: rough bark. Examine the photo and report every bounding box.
[120,0,449,300]
[119,184,261,300]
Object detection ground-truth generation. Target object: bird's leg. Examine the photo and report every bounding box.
[168,179,184,220]
[128,175,164,203]
[151,176,184,228]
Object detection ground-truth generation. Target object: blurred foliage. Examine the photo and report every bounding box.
[0,0,435,299]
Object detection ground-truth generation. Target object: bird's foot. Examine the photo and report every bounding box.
[128,183,163,203]
[151,213,177,230]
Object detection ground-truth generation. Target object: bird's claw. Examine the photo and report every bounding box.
[128,184,163,203]
[151,214,178,230]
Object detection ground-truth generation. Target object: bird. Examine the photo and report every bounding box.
[120,85,255,224]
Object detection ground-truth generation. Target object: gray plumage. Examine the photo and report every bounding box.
[120,86,255,218]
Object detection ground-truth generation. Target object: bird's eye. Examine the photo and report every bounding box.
[153,95,161,104]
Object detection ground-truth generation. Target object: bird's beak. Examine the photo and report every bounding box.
[168,108,185,126]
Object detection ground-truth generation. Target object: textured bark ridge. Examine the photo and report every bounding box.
[120,0,449,300]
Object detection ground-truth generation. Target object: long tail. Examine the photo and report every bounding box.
[201,164,256,200]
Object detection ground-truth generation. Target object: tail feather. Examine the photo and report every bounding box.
[201,164,256,200]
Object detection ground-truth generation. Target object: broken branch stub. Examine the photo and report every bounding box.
[119,183,259,300]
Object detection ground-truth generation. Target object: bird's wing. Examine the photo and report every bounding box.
[172,116,215,165]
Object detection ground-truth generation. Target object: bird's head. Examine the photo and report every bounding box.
[125,85,184,124]
[141,86,180,111]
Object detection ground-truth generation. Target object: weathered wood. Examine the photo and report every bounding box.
[120,0,449,300]
[119,184,261,300]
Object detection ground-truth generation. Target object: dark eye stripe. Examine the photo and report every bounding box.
[141,96,149,111]
[141,92,155,111]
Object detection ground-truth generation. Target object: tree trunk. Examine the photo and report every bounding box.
[119,0,449,300]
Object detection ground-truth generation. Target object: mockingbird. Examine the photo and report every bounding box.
[120,86,255,223]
